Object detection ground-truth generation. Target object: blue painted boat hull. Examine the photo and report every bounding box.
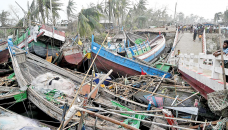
[91,39,172,78]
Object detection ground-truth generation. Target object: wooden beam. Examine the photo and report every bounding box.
[103,89,148,108]
[175,92,199,106]
[0,27,26,29]
[151,74,166,96]
[75,106,197,130]
[189,120,219,129]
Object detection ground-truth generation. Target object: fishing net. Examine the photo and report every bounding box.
[31,72,75,97]
[211,117,228,130]
[207,90,228,117]
[0,112,49,130]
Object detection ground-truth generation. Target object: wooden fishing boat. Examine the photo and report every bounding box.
[91,35,172,78]
[59,36,88,70]
[7,39,130,129]
[13,25,65,59]
[59,46,85,69]
[0,41,9,64]
[0,106,56,130]
[125,32,166,62]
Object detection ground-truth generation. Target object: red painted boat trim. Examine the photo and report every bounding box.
[179,69,215,99]
[65,53,83,64]
[0,41,7,46]
[0,49,9,64]
[40,25,65,37]
[92,52,140,77]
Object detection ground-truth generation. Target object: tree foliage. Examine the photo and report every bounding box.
[67,0,76,21]
[78,7,103,37]
[0,10,10,26]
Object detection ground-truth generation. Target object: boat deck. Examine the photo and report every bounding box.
[169,31,228,99]
[174,33,202,56]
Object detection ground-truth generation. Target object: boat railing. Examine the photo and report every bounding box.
[170,29,179,58]
[169,53,228,80]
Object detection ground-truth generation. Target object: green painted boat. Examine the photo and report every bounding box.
[13,25,65,59]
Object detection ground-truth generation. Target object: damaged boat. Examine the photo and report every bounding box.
[91,35,171,78]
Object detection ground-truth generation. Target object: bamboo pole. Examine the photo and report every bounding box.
[219,25,227,90]
[58,32,109,130]
[161,86,192,89]
[189,120,219,129]
[128,79,155,98]
[85,106,162,113]
[75,106,139,130]
[88,69,113,99]
[67,69,181,100]
[175,92,199,106]
[110,81,182,101]
[75,106,199,130]
[85,106,205,124]
[70,32,109,107]
[151,74,166,96]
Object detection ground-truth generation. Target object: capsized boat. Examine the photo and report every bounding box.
[91,35,171,78]
[13,25,65,59]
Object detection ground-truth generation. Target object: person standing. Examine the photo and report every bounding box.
[209,26,213,33]
[207,26,209,33]
[193,28,198,42]
[190,25,193,33]
[178,26,180,33]
[199,34,202,41]
[205,26,208,33]
[213,40,228,82]
[213,26,216,33]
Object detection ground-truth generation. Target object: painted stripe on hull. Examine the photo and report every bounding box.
[179,69,215,99]
[92,52,140,77]
[138,36,165,61]
[91,41,172,78]
[144,42,165,62]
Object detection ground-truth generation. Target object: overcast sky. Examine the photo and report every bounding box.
[1,0,228,21]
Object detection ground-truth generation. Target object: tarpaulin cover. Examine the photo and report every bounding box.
[144,94,164,109]
[14,91,27,103]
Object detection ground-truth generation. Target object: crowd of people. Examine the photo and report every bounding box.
[176,24,228,42]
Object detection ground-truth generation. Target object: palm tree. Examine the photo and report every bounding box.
[44,0,63,25]
[37,0,46,24]
[136,0,147,15]
[119,0,130,26]
[67,0,76,21]
[78,7,103,37]
[32,0,62,24]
